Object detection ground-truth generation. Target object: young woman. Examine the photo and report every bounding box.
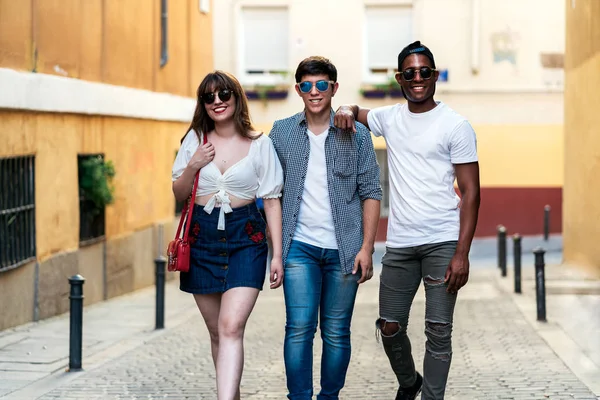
[171,71,284,400]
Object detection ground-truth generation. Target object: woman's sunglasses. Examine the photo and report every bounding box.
[400,67,436,82]
[297,80,335,93]
[201,89,233,104]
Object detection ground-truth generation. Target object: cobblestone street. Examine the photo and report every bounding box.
[31,269,598,400]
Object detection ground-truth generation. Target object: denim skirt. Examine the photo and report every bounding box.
[180,203,268,294]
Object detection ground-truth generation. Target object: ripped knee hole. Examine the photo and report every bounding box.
[377,318,402,336]
[424,275,446,286]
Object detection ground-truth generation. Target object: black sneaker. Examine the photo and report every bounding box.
[395,372,423,400]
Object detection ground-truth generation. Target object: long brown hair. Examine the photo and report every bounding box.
[183,70,258,142]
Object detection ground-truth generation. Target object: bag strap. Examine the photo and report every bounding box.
[175,131,207,241]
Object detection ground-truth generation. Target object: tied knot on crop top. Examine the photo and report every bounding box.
[171,130,284,230]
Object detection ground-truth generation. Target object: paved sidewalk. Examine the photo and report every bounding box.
[1,263,598,399]
[0,281,198,399]
[493,259,600,396]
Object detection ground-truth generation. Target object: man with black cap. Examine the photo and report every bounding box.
[334,41,480,400]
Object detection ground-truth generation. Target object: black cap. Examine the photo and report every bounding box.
[397,40,436,71]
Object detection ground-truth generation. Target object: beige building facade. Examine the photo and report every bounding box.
[213,0,566,240]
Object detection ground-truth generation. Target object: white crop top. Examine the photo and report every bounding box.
[172,130,283,230]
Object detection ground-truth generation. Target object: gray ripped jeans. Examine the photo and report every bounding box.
[378,241,458,400]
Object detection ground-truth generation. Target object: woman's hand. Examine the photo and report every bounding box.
[188,142,215,171]
[269,256,284,289]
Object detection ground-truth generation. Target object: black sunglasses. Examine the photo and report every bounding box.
[201,89,233,104]
[400,67,436,82]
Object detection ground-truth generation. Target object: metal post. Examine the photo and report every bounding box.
[155,256,167,329]
[534,248,547,322]
[513,234,522,293]
[497,225,507,276]
[543,205,551,241]
[68,274,85,371]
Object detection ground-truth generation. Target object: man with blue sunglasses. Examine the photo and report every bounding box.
[334,40,480,400]
[269,56,382,400]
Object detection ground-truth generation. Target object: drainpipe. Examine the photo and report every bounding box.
[160,0,168,68]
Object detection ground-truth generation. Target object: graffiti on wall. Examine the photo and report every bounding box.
[490,26,520,65]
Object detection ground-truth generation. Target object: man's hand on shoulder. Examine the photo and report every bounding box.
[334,105,357,133]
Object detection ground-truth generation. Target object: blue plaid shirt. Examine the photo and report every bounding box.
[269,109,382,274]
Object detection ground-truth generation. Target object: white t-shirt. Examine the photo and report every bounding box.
[367,101,478,248]
[293,128,338,249]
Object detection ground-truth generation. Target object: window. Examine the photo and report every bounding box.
[376,150,390,216]
[364,5,412,83]
[239,7,289,85]
[78,155,107,245]
[0,155,36,271]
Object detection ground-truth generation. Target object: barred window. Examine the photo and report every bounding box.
[78,155,107,245]
[0,155,36,271]
[376,149,390,216]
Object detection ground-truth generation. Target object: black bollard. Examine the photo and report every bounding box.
[155,256,167,330]
[533,248,547,322]
[543,205,551,241]
[513,234,522,293]
[68,274,85,372]
[497,225,507,276]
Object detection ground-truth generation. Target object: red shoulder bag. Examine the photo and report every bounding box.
[167,133,206,272]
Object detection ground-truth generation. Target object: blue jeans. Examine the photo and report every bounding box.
[283,240,360,400]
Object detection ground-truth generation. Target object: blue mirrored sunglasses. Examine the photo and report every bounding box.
[298,80,335,93]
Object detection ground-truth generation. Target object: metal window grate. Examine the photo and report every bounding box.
[0,155,36,272]
[78,155,106,245]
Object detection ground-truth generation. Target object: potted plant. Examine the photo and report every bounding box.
[360,83,388,99]
[244,84,289,102]
[244,71,291,102]
[387,76,404,98]
[79,156,116,214]
[244,88,260,100]
[265,84,289,99]
[78,155,115,241]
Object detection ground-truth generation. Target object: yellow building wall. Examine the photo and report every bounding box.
[189,1,215,95]
[79,0,104,81]
[0,0,214,261]
[0,111,186,262]
[155,1,188,95]
[564,0,600,276]
[0,1,213,329]
[103,0,156,90]
[0,0,213,96]
[35,0,82,77]
[0,0,33,70]
[459,124,563,187]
